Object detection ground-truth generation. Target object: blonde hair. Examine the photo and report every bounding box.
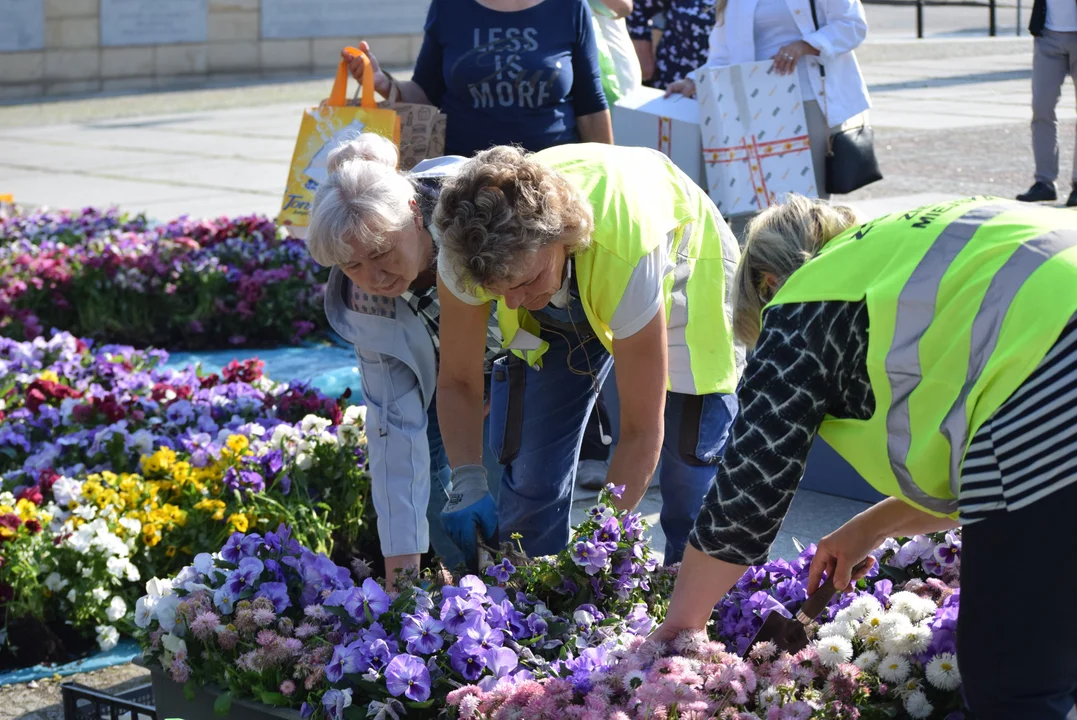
[433,145,593,288]
[305,133,415,267]
[733,194,859,347]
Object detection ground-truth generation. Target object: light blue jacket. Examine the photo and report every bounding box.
[322,156,465,558]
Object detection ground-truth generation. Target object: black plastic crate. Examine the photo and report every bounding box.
[61,681,157,720]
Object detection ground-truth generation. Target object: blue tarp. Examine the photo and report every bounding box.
[164,342,362,400]
[0,638,140,686]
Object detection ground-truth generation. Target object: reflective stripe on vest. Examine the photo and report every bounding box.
[767,198,1077,516]
[882,203,1077,512]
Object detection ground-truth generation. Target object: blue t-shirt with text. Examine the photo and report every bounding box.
[411,0,608,157]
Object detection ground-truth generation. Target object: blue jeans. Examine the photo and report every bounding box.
[487,317,738,565]
[425,396,501,570]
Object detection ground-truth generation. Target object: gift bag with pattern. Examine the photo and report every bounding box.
[697,61,817,217]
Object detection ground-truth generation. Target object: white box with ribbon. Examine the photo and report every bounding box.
[611,86,706,188]
[696,61,817,217]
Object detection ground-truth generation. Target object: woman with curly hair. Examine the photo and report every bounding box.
[430,142,745,565]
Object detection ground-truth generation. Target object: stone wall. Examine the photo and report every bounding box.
[0,0,425,100]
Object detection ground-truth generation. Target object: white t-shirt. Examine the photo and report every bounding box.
[753,0,817,102]
[1046,0,1077,31]
[437,243,673,341]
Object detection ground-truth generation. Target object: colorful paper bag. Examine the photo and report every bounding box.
[696,61,817,217]
[278,48,401,234]
[360,84,447,172]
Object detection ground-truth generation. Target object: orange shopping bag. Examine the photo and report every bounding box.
[278,48,401,236]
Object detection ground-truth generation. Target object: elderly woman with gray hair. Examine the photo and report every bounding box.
[304,132,503,588]
[651,194,1077,719]
[432,142,745,566]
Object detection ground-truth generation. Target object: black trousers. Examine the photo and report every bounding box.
[959,480,1077,719]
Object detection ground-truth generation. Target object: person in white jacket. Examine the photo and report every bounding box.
[305,133,503,589]
[667,0,871,198]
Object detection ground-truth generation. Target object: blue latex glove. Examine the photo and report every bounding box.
[440,464,498,568]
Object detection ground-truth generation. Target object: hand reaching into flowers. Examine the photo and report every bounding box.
[771,40,820,75]
[807,497,958,594]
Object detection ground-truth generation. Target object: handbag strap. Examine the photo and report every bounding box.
[805,0,834,154]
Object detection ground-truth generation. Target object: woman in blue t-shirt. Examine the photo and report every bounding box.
[343,0,614,156]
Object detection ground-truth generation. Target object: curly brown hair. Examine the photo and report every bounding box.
[433,145,594,290]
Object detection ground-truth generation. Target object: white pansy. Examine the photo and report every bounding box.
[343,405,366,426]
[903,690,934,719]
[296,452,312,470]
[161,633,187,662]
[66,589,77,604]
[300,415,332,434]
[71,503,97,521]
[44,572,68,592]
[248,423,266,437]
[106,596,127,622]
[134,596,158,629]
[91,587,109,602]
[877,654,912,683]
[925,653,962,690]
[813,635,853,667]
[155,594,181,633]
[337,423,361,447]
[145,577,174,598]
[128,429,156,456]
[270,423,297,445]
[193,553,215,577]
[119,516,142,535]
[95,625,120,652]
[106,556,128,578]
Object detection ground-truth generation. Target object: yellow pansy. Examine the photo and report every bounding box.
[194,498,227,522]
[225,435,250,454]
[142,523,161,547]
[39,370,60,383]
[15,499,38,522]
[227,513,249,533]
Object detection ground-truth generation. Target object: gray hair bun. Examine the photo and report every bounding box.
[327,132,399,175]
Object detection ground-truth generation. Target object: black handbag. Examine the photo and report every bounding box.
[807,0,883,195]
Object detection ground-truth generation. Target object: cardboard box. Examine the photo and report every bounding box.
[612,86,706,188]
[696,61,817,217]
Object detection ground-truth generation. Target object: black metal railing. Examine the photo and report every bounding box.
[862,0,1026,38]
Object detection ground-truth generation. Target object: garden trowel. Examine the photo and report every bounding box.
[743,558,870,657]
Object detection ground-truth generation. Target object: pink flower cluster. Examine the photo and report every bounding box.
[446,631,871,720]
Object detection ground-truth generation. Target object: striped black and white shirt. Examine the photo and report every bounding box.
[689,300,1077,567]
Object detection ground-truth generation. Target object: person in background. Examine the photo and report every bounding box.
[433,143,744,567]
[1019,0,1077,205]
[304,133,504,588]
[589,0,644,101]
[627,0,715,89]
[666,0,869,200]
[342,0,613,157]
[652,195,1077,720]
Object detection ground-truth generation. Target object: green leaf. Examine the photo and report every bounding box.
[259,691,289,707]
[214,691,233,716]
[183,680,197,702]
[407,699,436,709]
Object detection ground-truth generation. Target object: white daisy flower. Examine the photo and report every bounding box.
[818,620,857,641]
[813,635,854,667]
[757,686,780,707]
[904,690,934,719]
[926,653,962,690]
[853,650,880,671]
[889,591,936,622]
[858,612,886,638]
[876,654,912,683]
[847,595,884,620]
